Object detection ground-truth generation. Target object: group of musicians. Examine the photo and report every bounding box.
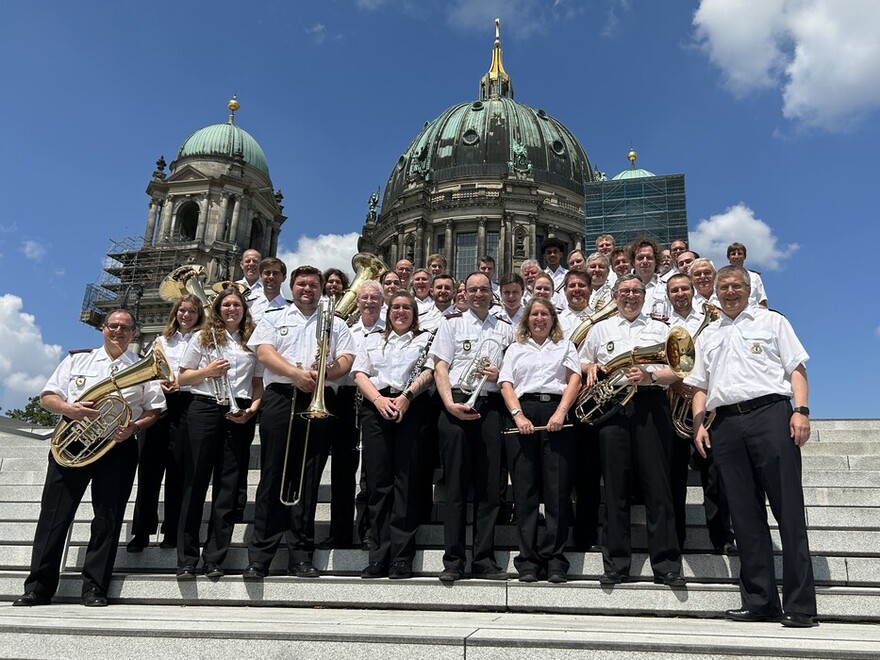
[13,236,816,627]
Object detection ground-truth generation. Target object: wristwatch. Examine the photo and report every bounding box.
[649,370,658,384]
[510,407,522,417]
[403,390,414,401]
[793,406,810,416]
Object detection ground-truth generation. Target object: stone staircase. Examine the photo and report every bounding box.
[1,417,879,658]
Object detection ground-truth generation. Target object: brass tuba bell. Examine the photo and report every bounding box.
[333,252,389,326]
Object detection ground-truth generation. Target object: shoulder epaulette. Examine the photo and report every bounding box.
[445,312,463,319]
[266,307,286,313]
[367,327,385,335]
[748,268,762,276]
[767,307,786,318]
[493,314,511,325]
[285,299,293,304]
[68,348,93,355]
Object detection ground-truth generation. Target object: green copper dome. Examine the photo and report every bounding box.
[612,167,655,180]
[176,108,270,177]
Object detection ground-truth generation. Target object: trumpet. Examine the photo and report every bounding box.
[457,337,504,410]
[207,327,241,415]
[574,327,695,426]
[668,303,720,438]
[280,297,336,506]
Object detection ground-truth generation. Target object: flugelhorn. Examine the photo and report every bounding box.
[457,337,504,410]
[207,327,242,415]
[574,327,695,426]
[50,345,173,468]
[668,303,720,438]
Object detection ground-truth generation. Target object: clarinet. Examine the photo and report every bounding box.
[401,329,438,394]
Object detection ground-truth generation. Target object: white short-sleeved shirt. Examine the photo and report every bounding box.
[237,278,262,296]
[558,305,592,341]
[693,291,721,310]
[496,306,523,327]
[748,270,768,307]
[419,304,458,332]
[155,331,194,392]
[685,307,808,411]
[351,330,434,392]
[429,309,514,393]
[589,283,613,313]
[247,304,356,388]
[545,265,568,291]
[180,329,262,399]
[498,338,580,398]
[247,292,290,325]
[668,307,705,336]
[334,317,384,387]
[42,347,165,419]
[642,274,669,319]
[580,314,670,384]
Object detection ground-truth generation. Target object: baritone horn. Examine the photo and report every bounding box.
[458,337,504,410]
[574,327,695,426]
[334,252,388,327]
[669,303,720,438]
[50,345,173,468]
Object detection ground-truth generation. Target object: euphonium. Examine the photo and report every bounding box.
[668,303,721,438]
[50,344,173,468]
[574,327,695,426]
[334,252,388,327]
[457,337,504,409]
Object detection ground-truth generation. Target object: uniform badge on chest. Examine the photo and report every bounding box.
[463,340,472,352]
[606,341,614,353]
[75,376,85,387]
[750,342,763,354]
[280,327,289,336]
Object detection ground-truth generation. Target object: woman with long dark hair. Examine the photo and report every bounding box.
[352,291,434,579]
[175,289,262,579]
[127,295,204,552]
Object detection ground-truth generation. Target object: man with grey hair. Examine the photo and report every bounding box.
[580,274,684,588]
[586,252,613,312]
[688,265,814,627]
[519,259,541,303]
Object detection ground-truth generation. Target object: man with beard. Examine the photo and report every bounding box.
[557,270,593,339]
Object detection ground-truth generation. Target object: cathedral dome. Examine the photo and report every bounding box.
[382,96,591,208]
[175,98,270,177]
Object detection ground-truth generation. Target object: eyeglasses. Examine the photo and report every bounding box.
[104,323,134,331]
[466,287,492,294]
[617,288,645,297]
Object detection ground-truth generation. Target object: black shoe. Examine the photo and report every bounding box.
[547,571,568,584]
[388,561,412,579]
[472,567,508,580]
[654,572,686,587]
[781,612,815,628]
[231,510,245,523]
[126,535,149,553]
[518,571,539,583]
[243,561,269,580]
[438,567,462,582]
[12,591,51,607]
[316,537,336,550]
[159,537,176,550]
[360,562,387,579]
[176,564,197,580]
[81,588,108,607]
[717,542,738,556]
[725,608,782,622]
[599,571,624,585]
[289,561,320,578]
[203,562,224,578]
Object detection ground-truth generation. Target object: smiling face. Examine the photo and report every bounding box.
[716,271,750,318]
[611,252,632,276]
[412,271,431,299]
[102,310,136,357]
[465,273,492,318]
[356,284,383,324]
[500,282,523,313]
[381,272,401,301]
[240,249,261,283]
[432,276,454,307]
[691,263,715,297]
[533,274,554,300]
[666,276,694,316]
[388,294,415,335]
[261,265,284,300]
[292,274,321,314]
[596,236,614,256]
[614,279,646,321]
[587,257,609,289]
[676,251,696,276]
[564,274,590,311]
[544,246,562,270]
[394,259,413,285]
[521,263,540,289]
[527,300,554,343]
[324,273,345,299]
[176,301,200,333]
[218,293,244,330]
[567,251,586,272]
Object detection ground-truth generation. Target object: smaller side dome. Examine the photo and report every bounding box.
[611,148,655,179]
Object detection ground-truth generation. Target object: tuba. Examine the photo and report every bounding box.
[668,303,721,438]
[159,265,212,307]
[569,300,620,349]
[334,252,388,327]
[50,345,173,468]
[574,327,695,426]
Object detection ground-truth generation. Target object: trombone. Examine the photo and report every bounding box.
[280,297,335,506]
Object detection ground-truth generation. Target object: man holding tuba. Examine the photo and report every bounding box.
[580,275,685,587]
[242,265,355,579]
[14,309,165,607]
[666,274,735,555]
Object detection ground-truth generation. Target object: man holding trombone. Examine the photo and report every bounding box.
[243,265,355,579]
[430,271,513,582]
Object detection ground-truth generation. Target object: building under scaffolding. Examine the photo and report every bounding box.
[584,151,688,250]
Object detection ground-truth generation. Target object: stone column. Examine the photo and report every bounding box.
[444,220,453,269]
[477,217,486,260]
[215,192,230,244]
[423,222,433,260]
[143,199,158,246]
[528,214,538,262]
[158,196,174,242]
[414,219,425,267]
[228,195,242,244]
[270,225,280,256]
[195,193,209,242]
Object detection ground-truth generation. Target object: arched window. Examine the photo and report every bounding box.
[249,217,264,253]
[176,201,199,241]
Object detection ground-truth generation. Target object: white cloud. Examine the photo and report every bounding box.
[693,0,880,129]
[305,23,326,44]
[276,232,362,296]
[0,294,62,411]
[21,240,46,261]
[354,0,392,9]
[689,203,799,271]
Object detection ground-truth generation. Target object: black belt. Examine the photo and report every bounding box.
[192,394,251,406]
[378,386,404,396]
[636,385,664,392]
[715,393,788,416]
[520,393,562,403]
[451,388,497,399]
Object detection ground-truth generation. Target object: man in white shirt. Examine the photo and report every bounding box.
[236,248,262,295]
[247,257,289,325]
[586,252,613,312]
[542,237,568,290]
[557,270,593,340]
[727,242,768,308]
[630,237,668,319]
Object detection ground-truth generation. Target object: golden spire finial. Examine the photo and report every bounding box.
[481,18,512,99]
[628,148,638,169]
[228,95,240,124]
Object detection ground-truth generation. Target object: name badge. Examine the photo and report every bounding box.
[606,341,615,353]
[75,376,86,387]
[463,340,472,352]
[280,327,289,336]
[750,342,763,354]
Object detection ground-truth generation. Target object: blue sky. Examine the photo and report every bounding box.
[1,0,878,418]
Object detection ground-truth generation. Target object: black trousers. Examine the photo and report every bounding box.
[691,443,735,549]
[234,409,257,520]
[248,384,334,567]
[572,423,602,549]
[505,397,576,575]
[320,385,360,545]
[598,389,680,577]
[670,432,692,549]
[712,399,816,616]
[438,391,503,573]
[24,439,138,599]
[178,395,255,567]
[131,391,191,541]
[360,391,429,565]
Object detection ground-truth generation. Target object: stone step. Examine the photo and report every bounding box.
[0,571,877,623]
[2,606,879,660]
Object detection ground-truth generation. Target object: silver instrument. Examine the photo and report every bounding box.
[401,329,437,395]
[457,337,504,410]
[208,327,241,415]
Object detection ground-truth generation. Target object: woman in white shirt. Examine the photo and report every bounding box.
[352,291,434,580]
[499,297,581,584]
[127,295,203,553]
[176,288,263,580]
